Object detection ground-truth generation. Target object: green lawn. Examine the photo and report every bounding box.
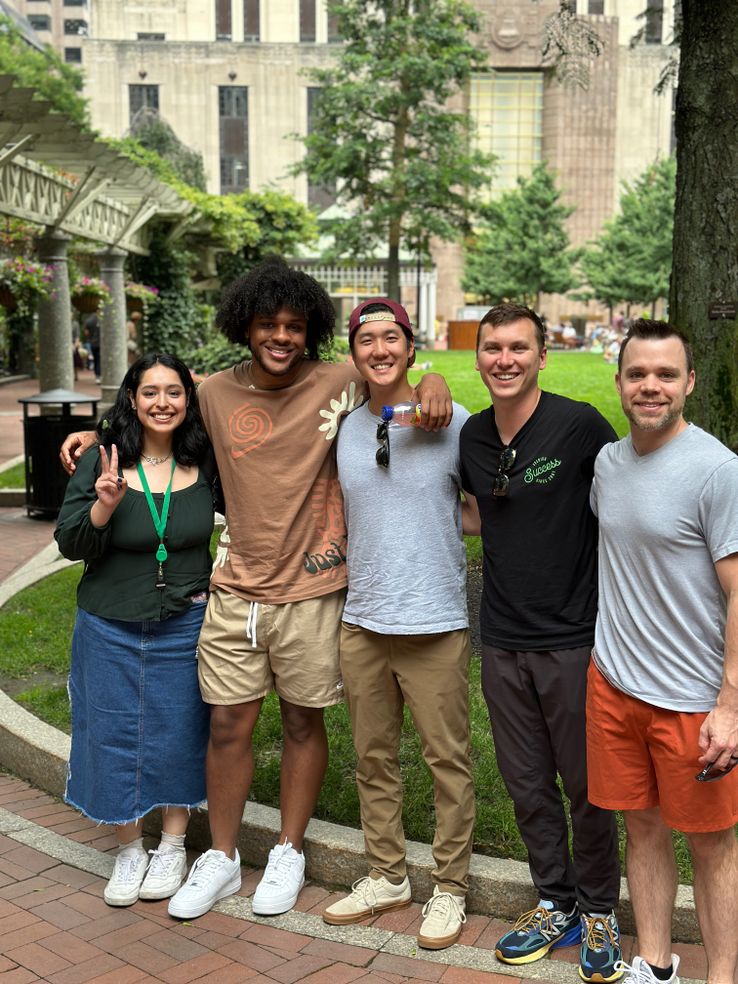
[0,462,25,488]
[412,348,627,436]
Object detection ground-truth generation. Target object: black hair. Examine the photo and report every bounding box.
[477,302,546,351]
[216,257,335,360]
[98,352,210,468]
[617,318,694,374]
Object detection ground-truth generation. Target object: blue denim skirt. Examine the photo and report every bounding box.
[65,600,210,825]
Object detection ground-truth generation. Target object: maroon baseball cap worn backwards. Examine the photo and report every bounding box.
[348,298,413,341]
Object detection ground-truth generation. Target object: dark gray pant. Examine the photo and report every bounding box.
[481,645,620,913]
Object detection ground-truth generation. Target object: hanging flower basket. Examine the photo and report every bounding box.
[72,293,104,313]
[0,285,18,311]
[125,282,159,316]
[71,276,111,314]
[0,258,51,315]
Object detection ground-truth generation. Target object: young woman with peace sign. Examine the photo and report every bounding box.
[55,353,215,908]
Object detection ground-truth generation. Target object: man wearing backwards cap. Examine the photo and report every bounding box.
[322,298,480,950]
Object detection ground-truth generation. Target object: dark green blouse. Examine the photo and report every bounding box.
[55,449,214,622]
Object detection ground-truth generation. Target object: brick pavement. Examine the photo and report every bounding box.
[0,775,710,984]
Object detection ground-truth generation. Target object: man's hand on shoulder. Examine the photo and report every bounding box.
[60,430,98,475]
[414,372,453,431]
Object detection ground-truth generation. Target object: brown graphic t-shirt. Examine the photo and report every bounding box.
[198,359,366,604]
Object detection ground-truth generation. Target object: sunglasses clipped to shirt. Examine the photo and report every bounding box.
[493,446,516,497]
[376,419,390,468]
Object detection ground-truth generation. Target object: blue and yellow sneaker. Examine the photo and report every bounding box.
[495,900,581,964]
[579,912,623,982]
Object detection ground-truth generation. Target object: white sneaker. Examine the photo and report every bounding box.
[139,847,187,901]
[323,875,412,925]
[616,955,680,984]
[418,885,466,949]
[168,849,242,919]
[251,841,306,916]
[104,847,149,907]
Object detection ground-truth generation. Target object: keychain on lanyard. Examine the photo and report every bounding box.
[136,459,176,589]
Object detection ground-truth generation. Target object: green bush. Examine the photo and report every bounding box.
[184,334,252,376]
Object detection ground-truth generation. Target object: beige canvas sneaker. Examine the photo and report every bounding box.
[323,875,412,925]
[417,886,466,949]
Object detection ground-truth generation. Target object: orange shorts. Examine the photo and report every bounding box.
[586,662,738,833]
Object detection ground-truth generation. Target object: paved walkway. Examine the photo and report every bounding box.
[0,376,710,983]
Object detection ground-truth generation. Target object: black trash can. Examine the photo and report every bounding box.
[20,389,99,519]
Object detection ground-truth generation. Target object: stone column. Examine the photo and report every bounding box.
[97,248,128,409]
[36,230,73,392]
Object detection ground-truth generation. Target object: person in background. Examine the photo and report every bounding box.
[55,353,214,908]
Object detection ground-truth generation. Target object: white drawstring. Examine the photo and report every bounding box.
[245,601,259,648]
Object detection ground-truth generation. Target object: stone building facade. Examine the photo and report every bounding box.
[8,0,677,328]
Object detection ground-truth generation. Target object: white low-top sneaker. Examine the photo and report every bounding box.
[168,848,242,919]
[104,847,149,907]
[139,847,187,901]
[251,841,306,916]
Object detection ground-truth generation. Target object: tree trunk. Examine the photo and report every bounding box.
[670,0,738,450]
[387,224,401,301]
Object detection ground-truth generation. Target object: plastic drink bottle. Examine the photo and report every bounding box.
[381,402,421,427]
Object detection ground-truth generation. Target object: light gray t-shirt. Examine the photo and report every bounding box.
[591,424,738,711]
[336,401,470,634]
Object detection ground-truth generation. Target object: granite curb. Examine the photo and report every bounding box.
[0,543,701,945]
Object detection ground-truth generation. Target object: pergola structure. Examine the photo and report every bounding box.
[0,73,194,404]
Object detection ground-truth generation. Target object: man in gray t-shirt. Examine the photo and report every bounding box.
[322,298,479,952]
[588,319,738,984]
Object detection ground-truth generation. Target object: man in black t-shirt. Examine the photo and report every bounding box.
[460,303,622,981]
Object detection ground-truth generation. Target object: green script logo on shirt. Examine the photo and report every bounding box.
[523,456,562,485]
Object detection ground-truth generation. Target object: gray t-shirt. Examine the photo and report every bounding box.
[591,424,738,711]
[336,401,470,634]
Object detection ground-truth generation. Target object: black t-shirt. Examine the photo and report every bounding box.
[460,391,616,651]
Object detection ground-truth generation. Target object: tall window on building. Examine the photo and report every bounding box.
[219,86,248,194]
[129,84,159,124]
[470,71,543,195]
[327,6,340,42]
[244,0,259,41]
[215,0,232,40]
[300,0,316,42]
[306,88,336,210]
[588,0,604,13]
[645,0,664,43]
[64,47,82,62]
[28,14,51,30]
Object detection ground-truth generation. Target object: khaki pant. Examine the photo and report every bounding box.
[340,623,475,896]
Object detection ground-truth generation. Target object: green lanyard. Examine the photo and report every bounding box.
[136,459,176,589]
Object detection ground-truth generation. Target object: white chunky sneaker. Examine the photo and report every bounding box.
[615,955,680,984]
[168,848,242,919]
[139,847,187,901]
[104,847,149,907]
[251,841,306,916]
[418,886,466,949]
[323,875,412,925]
